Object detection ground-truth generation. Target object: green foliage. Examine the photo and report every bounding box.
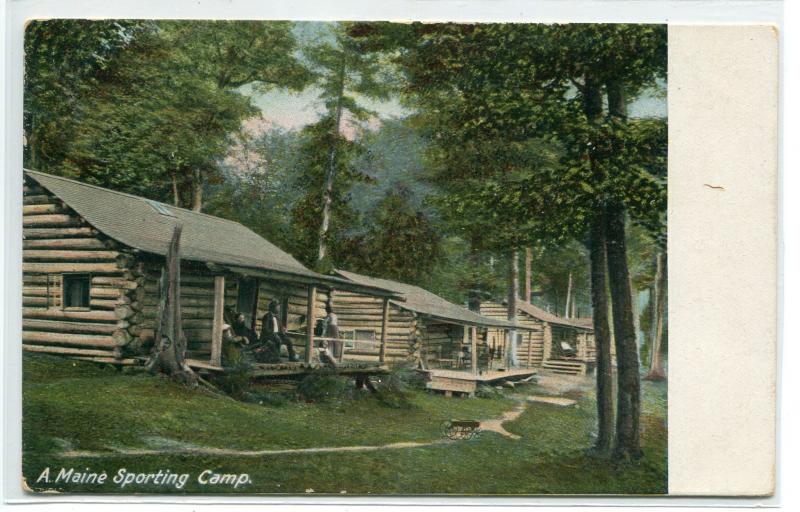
[25,20,310,208]
[296,373,352,403]
[336,186,443,284]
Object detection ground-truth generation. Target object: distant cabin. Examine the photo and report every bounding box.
[479,301,597,375]
[21,170,398,368]
[332,270,526,372]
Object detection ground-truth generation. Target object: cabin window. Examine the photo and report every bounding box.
[352,329,376,350]
[62,274,90,309]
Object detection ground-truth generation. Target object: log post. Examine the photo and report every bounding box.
[526,331,533,368]
[379,297,389,363]
[305,285,316,364]
[210,275,225,366]
[470,325,478,375]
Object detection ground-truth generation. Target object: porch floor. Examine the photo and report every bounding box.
[186,358,390,377]
[421,367,538,383]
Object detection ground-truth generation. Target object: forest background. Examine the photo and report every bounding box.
[23,20,667,367]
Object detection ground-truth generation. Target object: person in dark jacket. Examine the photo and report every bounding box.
[232,312,257,345]
[258,301,298,362]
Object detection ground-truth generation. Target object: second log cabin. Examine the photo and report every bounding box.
[331,270,528,373]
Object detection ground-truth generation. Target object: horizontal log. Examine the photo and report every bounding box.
[23,194,53,205]
[22,330,118,348]
[23,262,122,274]
[22,249,120,261]
[91,298,126,310]
[73,356,136,365]
[23,204,64,215]
[23,297,49,307]
[143,284,217,297]
[88,287,124,299]
[23,227,98,239]
[23,307,118,322]
[92,276,138,289]
[139,306,212,319]
[22,318,120,335]
[23,214,82,227]
[24,238,107,250]
[23,344,119,358]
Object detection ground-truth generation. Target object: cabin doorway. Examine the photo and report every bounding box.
[236,278,259,330]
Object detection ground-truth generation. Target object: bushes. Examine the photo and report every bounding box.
[296,373,351,403]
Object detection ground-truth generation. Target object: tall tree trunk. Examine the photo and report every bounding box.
[145,225,197,385]
[606,78,642,461]
[590,212,614,455]
[524,247,533,304]
[571,292,577,319]
[191,169,203,212]
[317,53,348,266]
[507,250,519,367]
[584,75,614,456]
[645,251,667,381]
[606,202,642,460]
[565,272,573,318]
[171,173,181,207]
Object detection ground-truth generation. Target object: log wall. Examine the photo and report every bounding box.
[331,292,418,365]
[479,301,545,367]
[22,179,139,363]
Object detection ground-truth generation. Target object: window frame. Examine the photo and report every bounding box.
[61,273,92,311]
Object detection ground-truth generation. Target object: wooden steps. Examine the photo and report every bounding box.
[542,359,586,375]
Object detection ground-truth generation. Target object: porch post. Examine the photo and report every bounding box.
[526,331,534,368]
[379,297,389,363]
[305,285,316,364]
[210,275,225,366]
[470,325,478,375]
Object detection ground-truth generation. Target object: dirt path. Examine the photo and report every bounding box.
[61,400,531,459]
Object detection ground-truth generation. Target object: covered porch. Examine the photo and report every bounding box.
[187,264,401,379]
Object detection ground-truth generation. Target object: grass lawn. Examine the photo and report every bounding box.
[22,353,667,495]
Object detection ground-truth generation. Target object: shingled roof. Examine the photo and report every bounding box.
[334,269,525,330]
[24,170,398,297]
[516,301,593,331]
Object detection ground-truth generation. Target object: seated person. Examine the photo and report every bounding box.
[231,312,257,345]
[256,301,299,363]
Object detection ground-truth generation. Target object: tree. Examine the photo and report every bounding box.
[337,186,444,283]
[351,22,666,459]
[645,251,667,381]
[26,20,311,209]
[23,20,146,172]
[301,23,395,267]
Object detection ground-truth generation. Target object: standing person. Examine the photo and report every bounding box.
[259,301,299,362]
[317,302,340,368]
[323,302,341,359]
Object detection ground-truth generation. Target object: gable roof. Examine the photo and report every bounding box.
[334,269,525,330]
[516,301,593,331]
[24,170,399,298]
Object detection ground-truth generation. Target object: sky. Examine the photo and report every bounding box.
[245,77,666,134]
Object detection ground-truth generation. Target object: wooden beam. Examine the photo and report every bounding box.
[210,275,225,366]
[470,326,478,375]
[526,331,533,368]
[379,297,389,363]
[305,285,316,364]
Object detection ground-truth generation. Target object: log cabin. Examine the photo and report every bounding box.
[332,270,527,372]
[479,301,598,375]
[21,170,400,373]
[331,270,538,395]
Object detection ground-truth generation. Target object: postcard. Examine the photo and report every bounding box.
[9,16,777,500]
